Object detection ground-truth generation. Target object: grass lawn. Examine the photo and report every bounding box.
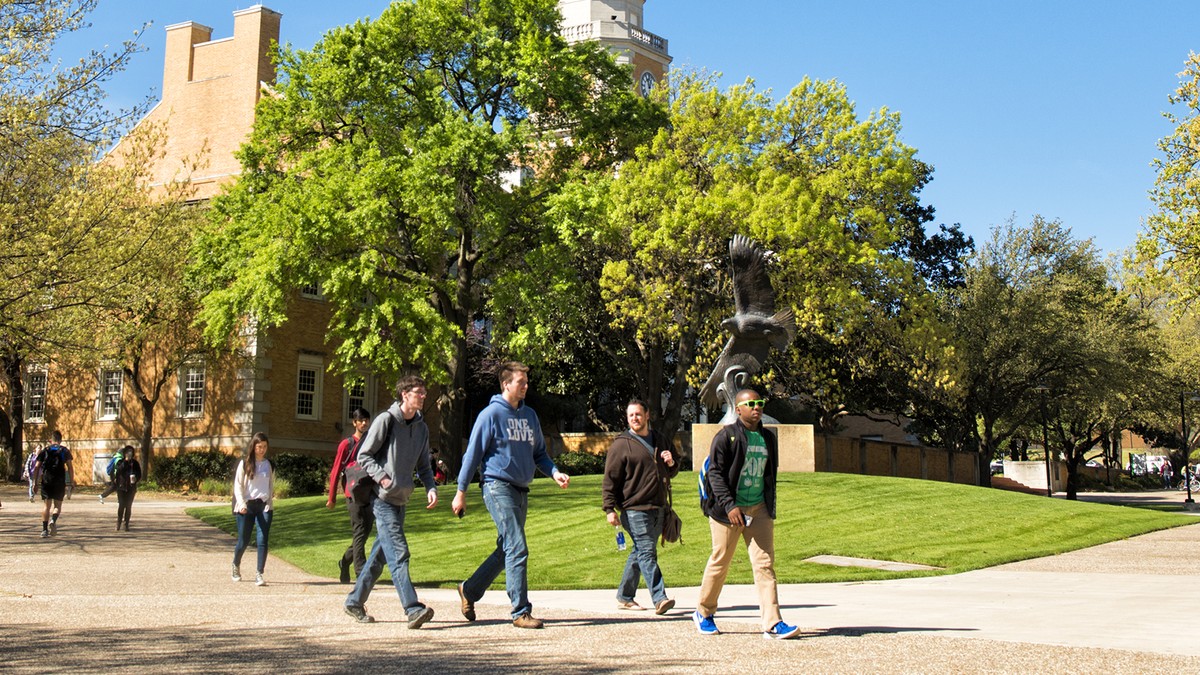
[188,472,1193,590]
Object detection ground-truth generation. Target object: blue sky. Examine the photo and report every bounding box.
[54,1,1200,254]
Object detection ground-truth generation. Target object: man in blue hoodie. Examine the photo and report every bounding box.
[452,361,570,629]
[343,375,439,628]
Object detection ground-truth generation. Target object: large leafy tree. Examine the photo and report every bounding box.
[192,0,648,469]
[0,0,148,478]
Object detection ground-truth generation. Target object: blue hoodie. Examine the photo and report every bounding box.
[457,394,558,491]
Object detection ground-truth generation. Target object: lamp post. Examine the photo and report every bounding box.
[1033,384,1051,497]
[1181,392,1199,506]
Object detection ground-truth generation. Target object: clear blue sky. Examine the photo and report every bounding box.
[55,1,1200,254]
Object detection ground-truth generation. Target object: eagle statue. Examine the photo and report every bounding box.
[699,234,796,422]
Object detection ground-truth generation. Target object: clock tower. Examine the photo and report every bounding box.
[558,1,672,97]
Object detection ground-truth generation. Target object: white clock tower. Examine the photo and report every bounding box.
[557,0,672,97]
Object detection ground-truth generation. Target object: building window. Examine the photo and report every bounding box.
[300,281,323,299]
[296,355,323,420]
[25,369,47,423]
[344,373,376,422]
[98,369,123,420]
[179,362,205,418]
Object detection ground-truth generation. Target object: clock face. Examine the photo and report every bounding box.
[639,71,656,97]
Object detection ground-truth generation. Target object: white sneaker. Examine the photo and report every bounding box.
[98,495,105,505]
[255,573,265,587]
[231,564,241,582]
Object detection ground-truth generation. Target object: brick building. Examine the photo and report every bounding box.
[16,3,671,484]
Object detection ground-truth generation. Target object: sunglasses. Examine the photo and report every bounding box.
[737,399,767,409]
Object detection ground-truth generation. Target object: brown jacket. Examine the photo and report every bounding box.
[602,430,681,513]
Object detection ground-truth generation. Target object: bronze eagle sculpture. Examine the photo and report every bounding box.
[699,235,796,417]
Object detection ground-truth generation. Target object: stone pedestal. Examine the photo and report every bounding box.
[691,424,816,472]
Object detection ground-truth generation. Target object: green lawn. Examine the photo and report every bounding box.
[188,472,1192,589]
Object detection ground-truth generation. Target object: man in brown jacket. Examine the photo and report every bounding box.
[601,399,681,614]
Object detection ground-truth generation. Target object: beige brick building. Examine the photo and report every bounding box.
[16,2,673,485]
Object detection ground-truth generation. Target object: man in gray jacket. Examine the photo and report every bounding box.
[344,375,439,627]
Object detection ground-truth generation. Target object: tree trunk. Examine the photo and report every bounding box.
[439,332,468,476]
[140,397,155,474]
[3,353,25,482]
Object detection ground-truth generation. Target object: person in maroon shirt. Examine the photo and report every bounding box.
[327,407,373,583]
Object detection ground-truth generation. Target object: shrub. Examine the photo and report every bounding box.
[554,450,606,476]
[152,449,236,491]
[272,453,331,496]
[199,478,232,497]
[274,476,293,499]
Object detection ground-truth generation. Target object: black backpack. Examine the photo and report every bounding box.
[41,445,67,479]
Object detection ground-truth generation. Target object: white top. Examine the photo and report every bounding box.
[233,458,274,512]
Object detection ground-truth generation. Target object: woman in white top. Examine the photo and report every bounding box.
[232,432,275,586]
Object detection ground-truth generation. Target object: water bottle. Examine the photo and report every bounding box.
[616,531,627,551]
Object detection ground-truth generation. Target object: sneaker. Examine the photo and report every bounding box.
[49,521,56,536]
[693,611,720,635]
[40,529,49,538]
[255,572,265,587]
[345,604,375,623]
[338,557,351,584]
[654,598,676,615]
[231,564,241,582]
[763,621,801,640]
[98,495,105,505]
[123,522,129,532]
[407,606,435,629]
[617,600,645,611]
[512,612,544,629]
[457,582,476,622]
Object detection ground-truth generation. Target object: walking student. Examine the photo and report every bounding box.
[694,388,800,640]
[23,446,40,503]
[343,376,439,628]
[34,431,73,538]
[452,361,571,630]
[601,399,680,614]
[112,445,142,531]
[327,407,374,584]
[232,432,275,587]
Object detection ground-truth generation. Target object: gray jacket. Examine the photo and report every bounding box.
[356,402,437,506]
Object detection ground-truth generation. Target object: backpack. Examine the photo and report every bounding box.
[41,445,67,479]
[697,455,711,504]
[106,453,122,478]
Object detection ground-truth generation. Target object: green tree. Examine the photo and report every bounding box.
[0,0,147,478]
[192,0,647,469]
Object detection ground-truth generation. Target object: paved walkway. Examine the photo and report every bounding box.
[3,484,1200,673]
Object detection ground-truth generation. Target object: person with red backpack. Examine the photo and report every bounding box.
[327,407,374,584]
[34,430,74,538]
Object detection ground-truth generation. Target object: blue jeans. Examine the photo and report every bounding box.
[233,502,272,573]
[345,497,425,617]
[618,507,667,604]
[462,480,530,619]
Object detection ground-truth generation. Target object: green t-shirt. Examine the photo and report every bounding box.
[735,430,767,507]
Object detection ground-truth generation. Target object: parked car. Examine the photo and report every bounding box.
[989,459,1004,475]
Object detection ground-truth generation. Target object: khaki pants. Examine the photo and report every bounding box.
[696,502,780,630]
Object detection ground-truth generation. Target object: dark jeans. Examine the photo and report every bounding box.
[233,501,272,573]
[340,496,376,578]
[345,497,425,618]
[618,507,668,605]
[116,489,136,525]
[462,480,531,619]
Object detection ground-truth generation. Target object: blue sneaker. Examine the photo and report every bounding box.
[763,620,801,640]
[692,611,720,635]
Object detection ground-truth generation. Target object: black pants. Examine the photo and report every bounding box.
[116,489,136,525]
[340,496,376,578]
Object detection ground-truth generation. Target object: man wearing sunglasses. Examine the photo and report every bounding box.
[694,388,800,640]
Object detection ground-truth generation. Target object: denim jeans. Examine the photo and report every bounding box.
[618,507,667,605]
[462,480,531,619]
[345,497,425,617]
[233,502,272,573]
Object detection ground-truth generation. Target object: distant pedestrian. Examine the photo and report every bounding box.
[98,446,126,505]
[34,431,73,538]
[23,446,40,502]
[452,361,571,630]
[112,445,142,531]
[1160,461,1173,490]
[343,376,439,628]
[694,388,800,640]
[327,407,374,584]
[602,399,680,614]
[232,432,275,586]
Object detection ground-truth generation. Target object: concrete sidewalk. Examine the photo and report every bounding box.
[3,484,1199,673]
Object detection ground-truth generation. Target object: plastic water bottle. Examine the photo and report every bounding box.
[616,531,627,551]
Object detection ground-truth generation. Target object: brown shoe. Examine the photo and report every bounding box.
[512,612,544,629]
[655,598,676,615]
[458,582,476,622]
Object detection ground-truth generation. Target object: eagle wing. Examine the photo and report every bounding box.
[729,234,776,316]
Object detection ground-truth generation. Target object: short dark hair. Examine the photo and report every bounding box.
[50,430,62,443]
[498,361,529,386]
[350,407,371,421]
[626,399,649,413]
[395,374,427,399]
